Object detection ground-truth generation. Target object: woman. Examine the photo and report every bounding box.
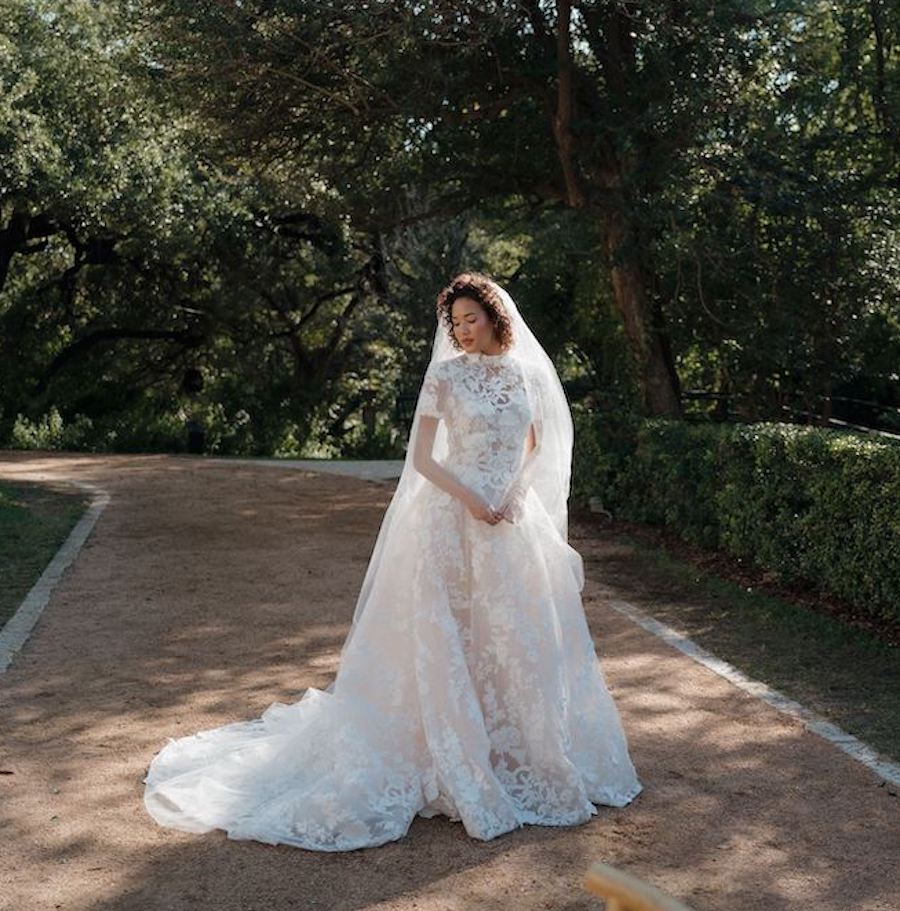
[143,272,643,850]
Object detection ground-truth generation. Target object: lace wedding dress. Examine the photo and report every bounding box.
[143,348,643,850]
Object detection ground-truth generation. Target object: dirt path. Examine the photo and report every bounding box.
[0,452,897,911]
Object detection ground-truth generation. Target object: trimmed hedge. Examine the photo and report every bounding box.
[572,412,900,623]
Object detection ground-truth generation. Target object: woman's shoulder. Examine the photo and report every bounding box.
[429,354,466,377]
[513,354,542,381]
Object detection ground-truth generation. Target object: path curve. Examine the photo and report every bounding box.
[0,451,897,911]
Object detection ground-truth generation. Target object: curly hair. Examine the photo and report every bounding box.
[435,272,514,352]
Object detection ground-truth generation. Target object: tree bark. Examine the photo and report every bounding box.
[0,209,62,295]
[601,206,683,417]
[34,327,204,394]
[550,2,682,417]
[552,0,586,209]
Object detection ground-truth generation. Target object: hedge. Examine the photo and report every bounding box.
[572,412,900,624]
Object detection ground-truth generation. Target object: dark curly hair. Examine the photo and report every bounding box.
[435,272,514,352]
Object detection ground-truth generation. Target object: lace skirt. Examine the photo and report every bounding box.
[142,483,642,850]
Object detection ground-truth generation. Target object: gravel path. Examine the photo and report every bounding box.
[1,451,897,911]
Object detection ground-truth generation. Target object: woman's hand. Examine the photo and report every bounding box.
[465,493,503,525]
[497,485,526,524]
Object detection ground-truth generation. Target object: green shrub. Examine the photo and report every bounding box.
[573,414,900,623]
[10,408,98,451]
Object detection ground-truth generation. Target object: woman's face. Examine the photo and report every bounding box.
[451,296,498,353]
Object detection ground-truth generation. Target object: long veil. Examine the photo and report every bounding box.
[143,276,644,847]
[341,277,578,647]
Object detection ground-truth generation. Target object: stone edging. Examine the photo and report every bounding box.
[4,465,897,795]
[0,480,110,675]
[607,596,900,790]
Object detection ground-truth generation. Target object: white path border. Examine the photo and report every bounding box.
[203,457,404,483]
[607,596,900,790]
[205,458,900,790]
[3,460,897,792]
[0,480,110,675]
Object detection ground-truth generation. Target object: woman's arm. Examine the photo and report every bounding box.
[498,420,541,523]
[412,415,500,523]
[498,367,546,523]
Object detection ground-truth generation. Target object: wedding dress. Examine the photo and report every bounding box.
[143,283,643,851]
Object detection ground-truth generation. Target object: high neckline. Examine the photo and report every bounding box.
[463,348,511,363]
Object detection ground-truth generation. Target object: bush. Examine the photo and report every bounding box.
[573,414,900,623]
[10,408,99,451]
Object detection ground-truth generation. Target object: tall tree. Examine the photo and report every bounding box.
[135,0,791,417]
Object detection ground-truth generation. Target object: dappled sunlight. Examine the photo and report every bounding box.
[1,454,898,911]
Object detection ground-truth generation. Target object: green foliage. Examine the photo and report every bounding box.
[613,419,725,548]
[657,1,900,427]
[0,0,427,459]
[572,406,642,508]
[717,426,900,615]
[0,480,90,627]
[10,408,96,451]
[1,0,899,458]
[574,415,900,623]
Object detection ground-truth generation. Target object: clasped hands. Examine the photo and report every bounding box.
[465,485,527,526]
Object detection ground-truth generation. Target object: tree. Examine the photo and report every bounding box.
[136,1,818,418]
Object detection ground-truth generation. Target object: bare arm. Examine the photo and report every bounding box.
[412,415,501,524]
[498,419,541,523]
[523,421,537,458]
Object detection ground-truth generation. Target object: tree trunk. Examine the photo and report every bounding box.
[601,207,683,417]
[550,1,681,417]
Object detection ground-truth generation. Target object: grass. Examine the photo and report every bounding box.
[0,480,91,629]
[571,511,900,766]
[3,471,896,769]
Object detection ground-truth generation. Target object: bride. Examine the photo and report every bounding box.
[143,272,643,850]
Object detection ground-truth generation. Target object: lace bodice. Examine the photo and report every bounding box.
[417,350,537,505]
[142,346,643,853]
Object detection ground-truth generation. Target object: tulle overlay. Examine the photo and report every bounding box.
[143,351,642,850]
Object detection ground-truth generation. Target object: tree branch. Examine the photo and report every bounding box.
[552,0,586,208]
[34,327,204,394]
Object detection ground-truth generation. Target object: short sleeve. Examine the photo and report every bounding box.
[417,361,446,418]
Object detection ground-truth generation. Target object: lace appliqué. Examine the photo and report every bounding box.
[142,350,643,852]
